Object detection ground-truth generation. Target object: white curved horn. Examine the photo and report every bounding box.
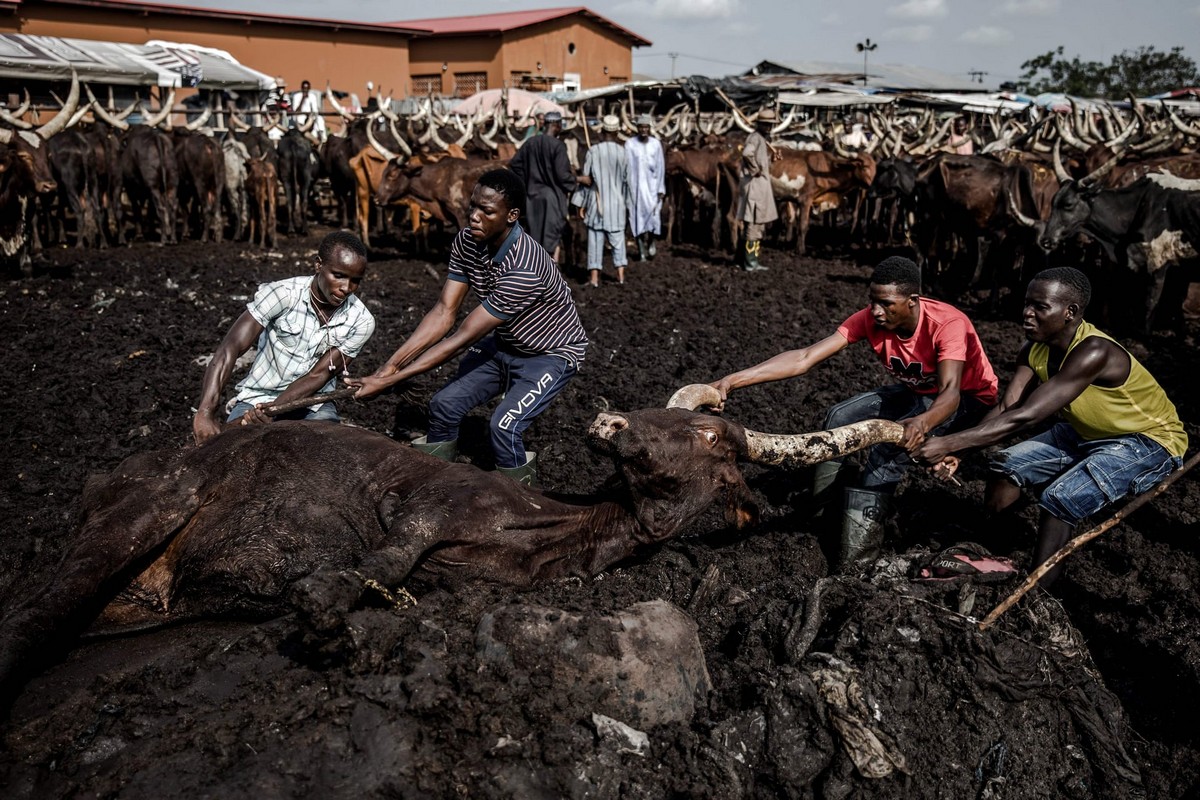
[366,120,399,162]
[0,89,33,129]
[141,87,176,128]
[35,70,80,138]
[743,420,905,468]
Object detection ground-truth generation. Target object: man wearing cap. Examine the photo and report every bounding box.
[626,113,666,262]
[737,108,779,272]
[510,110,577,262]
[578,115,631,287]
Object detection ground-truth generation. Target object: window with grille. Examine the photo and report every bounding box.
[454,72,487,98]
[412,74,441,96]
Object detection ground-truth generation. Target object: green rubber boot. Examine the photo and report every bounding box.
[412,435,459,462]
[840,487,889,568]
[497,452,539,489]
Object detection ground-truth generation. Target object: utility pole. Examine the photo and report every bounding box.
[968,69,988,84]
[855,38,877,86]
[668,52,679,79]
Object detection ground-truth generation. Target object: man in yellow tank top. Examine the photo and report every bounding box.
[918,267,1187,584]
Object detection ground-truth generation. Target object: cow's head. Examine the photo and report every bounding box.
[375,158,417,206]
[1040,140,1122,252]
[588,408,758,540]
[0,131,57,195]
[588,385,905,542]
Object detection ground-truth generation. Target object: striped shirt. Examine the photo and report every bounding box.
[234,276,376,407]
[581,140,629,233]
[448,223,588,367]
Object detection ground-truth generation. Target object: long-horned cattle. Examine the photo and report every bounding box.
[0,71,81,268]
[0,386,901,695]
[1042,144,1200,331]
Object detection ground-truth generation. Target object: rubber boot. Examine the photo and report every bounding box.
[645,234,657,259]
[412,435,458,462]
[636,236,648,262]
[743,239,767,272]
[497,452,539,489]
[840,487,889,568]
[810,460,843,517]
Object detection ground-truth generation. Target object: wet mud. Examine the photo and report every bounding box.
[1,233,1198,798]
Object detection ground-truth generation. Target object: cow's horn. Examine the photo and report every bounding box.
[67,100,93,129]
[0,89,33,129]
[387,118,413,156]
[0,127,11,144]
[85,85,130,130]
[1079,145,1125,188]
[141,87,175,128]
[666,384,722,411]
[184,105,212,131]
[1051,140,1072,183]
[296,113,315,133]
[743,420,905,468]
[1007,187,1039,228]
[366,120,399,161]
[1167,104,1200,138]
[35,70,80,138]
[325,83,354,120]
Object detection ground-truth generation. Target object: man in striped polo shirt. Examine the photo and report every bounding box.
[192,230,374,445]
[352,169,588,487]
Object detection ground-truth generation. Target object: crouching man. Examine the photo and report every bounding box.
[709,256,999,566]
[351,169,588,487]
[192,231,374,445]
[918,267,1187,584]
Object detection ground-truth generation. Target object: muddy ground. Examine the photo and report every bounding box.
[1,230,1198,799]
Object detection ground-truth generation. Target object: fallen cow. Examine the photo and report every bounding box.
[0,389,902,693]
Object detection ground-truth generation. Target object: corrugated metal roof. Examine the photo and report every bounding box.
[750,60,983,92]
[392,7,651,47]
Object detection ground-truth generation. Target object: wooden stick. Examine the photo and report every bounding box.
[979,449,1200,631]
[257,387,358,417]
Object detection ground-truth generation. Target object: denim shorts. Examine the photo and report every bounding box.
[989,422,1181,525]
[227,401,339,424]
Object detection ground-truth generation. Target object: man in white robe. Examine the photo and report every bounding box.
[625,114,665,261]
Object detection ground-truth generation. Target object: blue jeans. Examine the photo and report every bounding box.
[427,336,577,469]
[989,422,1181,525]
[823,383,992,491]
[227,401,339,424]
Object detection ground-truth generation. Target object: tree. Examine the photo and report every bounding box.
[1016,45,1200,98]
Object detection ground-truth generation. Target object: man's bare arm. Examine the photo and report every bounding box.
[710,333,850,402]
[193,311,264,444]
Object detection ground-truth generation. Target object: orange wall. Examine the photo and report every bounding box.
[502,18,633,88]
[4,6,410,96]
[409,35,501,96]
[410,15,634,93]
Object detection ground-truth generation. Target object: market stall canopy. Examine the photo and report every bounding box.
[0,33,276,89]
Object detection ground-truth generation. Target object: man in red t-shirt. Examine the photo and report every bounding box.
[709,256,999,566]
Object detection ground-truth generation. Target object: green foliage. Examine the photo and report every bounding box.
[1016,45,1200,98]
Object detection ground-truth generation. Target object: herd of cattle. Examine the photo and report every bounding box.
[2,73,1198,329]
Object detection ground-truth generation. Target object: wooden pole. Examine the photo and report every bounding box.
[978,450,1200,631]
[257,387,358,417]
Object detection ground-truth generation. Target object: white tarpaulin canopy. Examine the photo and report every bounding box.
[0,33,275,90]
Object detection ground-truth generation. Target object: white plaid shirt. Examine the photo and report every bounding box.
[234,276,375,407]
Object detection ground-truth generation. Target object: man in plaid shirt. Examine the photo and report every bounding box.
[192,231,374,445]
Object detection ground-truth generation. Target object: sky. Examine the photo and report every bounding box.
[182,0,1200,88]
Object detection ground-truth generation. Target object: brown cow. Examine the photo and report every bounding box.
[245,155,278,249]
[769,149,877,255]
[0,390,902,694]
[373,155,499,233]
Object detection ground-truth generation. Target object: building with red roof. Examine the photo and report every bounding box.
[0,1,649,97]
[393,7,650,97]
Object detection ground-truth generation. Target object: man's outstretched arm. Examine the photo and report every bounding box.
[193,311,264,444]
[710,333,849,404]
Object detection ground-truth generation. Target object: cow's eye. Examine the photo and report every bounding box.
[703,430,719,446]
